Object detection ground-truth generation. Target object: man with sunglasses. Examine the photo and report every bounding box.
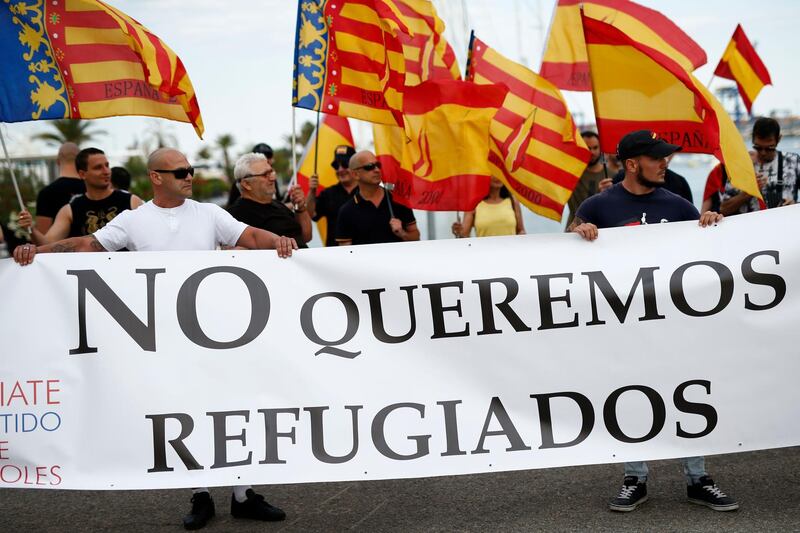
[13,147,295,528]
[228,152,311,247]
[305,145,357,247]
[335,150,419,246]
[717,117,798,215]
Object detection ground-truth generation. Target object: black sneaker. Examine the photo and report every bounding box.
[687,475,739,511]
[231,489,286,521]
[183,491,215,530]
[609,476,648,512]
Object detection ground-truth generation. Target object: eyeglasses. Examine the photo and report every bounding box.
[354,161,381,172]
[239,169,276,181]
[752,144,777,153]
[154,167,194,180]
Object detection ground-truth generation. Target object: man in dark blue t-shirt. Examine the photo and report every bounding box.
[569,130,737,514]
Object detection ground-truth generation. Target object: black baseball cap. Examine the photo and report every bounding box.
[253,143,273,158]
[616,130,681,161]
[331,145,356,169]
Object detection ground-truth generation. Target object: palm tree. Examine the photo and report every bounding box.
[216,134,235,178]
[33,119,106,146]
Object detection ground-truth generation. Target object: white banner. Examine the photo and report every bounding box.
[1,206,799,490]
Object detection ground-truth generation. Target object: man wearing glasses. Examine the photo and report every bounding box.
[13,147,294,528]
[227,152,311,247]
[335,150,420,246]
[305,145,357,247]
[716,117,798,215]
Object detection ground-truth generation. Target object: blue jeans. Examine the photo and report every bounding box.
[625,456,706,484]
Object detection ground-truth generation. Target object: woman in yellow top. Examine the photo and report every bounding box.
[451,177,526,238]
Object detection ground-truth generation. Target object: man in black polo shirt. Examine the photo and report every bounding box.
[306,145,357,247]
[227,152,311,247]
[336,150,419,245]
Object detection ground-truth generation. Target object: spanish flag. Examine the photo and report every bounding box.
[293,0,409,127]
[467,34,591,222]
[0,0,203,136]
[714,25,772,114]
[581,10,760,199]
[384,80,507,212]
[373,0,467,211]
[540,0,706,92]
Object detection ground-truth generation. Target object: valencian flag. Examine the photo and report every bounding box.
[293,0,410,127]
[0,0,203,136]
[540,0,706,91]
[581,9,760,199]
[467,34,591,222]
[372,0,468,210]
[296,115,355,244]
[714,25,772,114]
[386,80,507,212]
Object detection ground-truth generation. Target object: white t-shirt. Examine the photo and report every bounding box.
[94,199,247,251]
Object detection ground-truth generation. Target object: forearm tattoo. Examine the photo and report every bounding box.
[89,236,106,251]
[50,241,77,253]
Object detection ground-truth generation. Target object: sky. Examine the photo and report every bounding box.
[4,0,800,164]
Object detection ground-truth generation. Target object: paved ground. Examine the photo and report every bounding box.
[4,447,799,532]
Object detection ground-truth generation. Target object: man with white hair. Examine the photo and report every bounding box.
[227,152,311,247]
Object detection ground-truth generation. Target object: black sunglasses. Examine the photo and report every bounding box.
[355,161,381,172]
[155,166,195,180]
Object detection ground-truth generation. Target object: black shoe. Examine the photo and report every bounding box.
[183,491,215,530]
[687,475,739,511]
[231,489,286,521]
[609,476,648,512]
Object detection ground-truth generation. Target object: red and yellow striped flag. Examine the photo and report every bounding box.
[394,0,461,84]
[25,0,203,135]
[714,25,771,114]
[540,0,706,92]
[293,0,409,126]
[581,11,759,199]
[467,34,591,221]
[373,0,470,210]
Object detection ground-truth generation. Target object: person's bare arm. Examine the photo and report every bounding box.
[390,220,420,241]
[305,174,319,219]
[721,174,766,215]
[235,226,297,258]
[567,216,599,241]
[13,235,107,266]
[131,195,144,209]
[513,199,526,235]
[289,186,312,243]
[35,215,53,234]
[452,211,475,238]
[19,205,72,245]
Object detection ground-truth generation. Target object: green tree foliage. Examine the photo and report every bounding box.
[216,134,235,179]
[33,119,107,146]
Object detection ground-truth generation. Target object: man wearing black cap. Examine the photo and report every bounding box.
[569,130,737,513]
[305,145,358,247]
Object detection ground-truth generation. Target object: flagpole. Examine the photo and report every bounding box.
[313,109,321,177]
[0,124,26,213]
[291,107,298,188]
[707,74,716,89]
